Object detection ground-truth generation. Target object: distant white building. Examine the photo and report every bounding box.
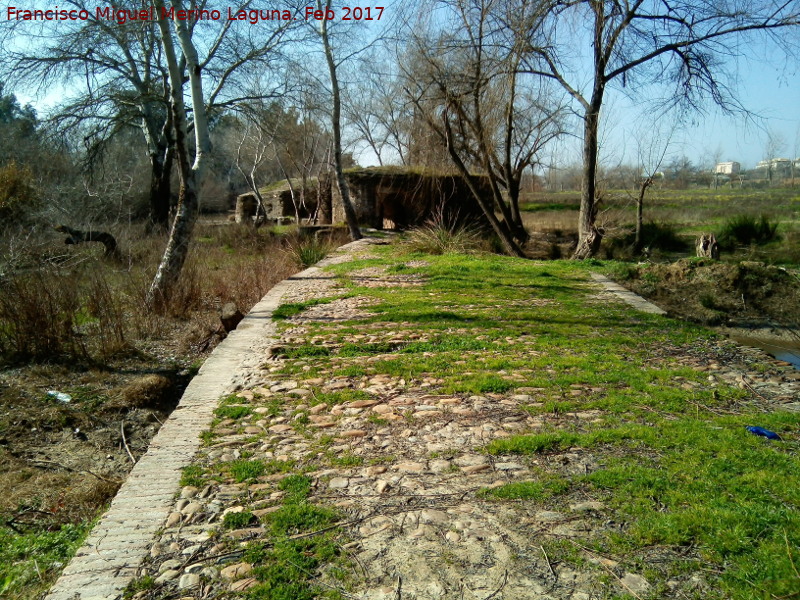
[758,158,792,169]
[714,161,740,175]
[755,158,794,180]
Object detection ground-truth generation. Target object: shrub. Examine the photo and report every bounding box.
[405,216,483,255]
[84,273,127,358]
[717,214,780,249]
[0,269,86,362]
[0,161,38,225]
[612,221,689,253]
[285,236,332,268]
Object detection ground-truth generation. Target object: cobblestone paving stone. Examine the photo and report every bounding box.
[47,237,800,600]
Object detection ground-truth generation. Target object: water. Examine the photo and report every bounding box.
[729,335,800,369]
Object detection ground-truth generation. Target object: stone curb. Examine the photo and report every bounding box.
[45,237,374,600]
[590,272,667,315]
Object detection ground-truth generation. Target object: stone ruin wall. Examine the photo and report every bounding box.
[330,170,486,230]
[235,170,486,229]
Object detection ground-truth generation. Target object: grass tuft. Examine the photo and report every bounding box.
[404,209,484,255]
[223,510,256,529]
[285,237,334,268]
[717,214,780,249]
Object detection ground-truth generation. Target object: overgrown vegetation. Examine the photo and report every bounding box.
[716,214,781,250]
[240,470,345,599]
[520,187,800,264]
[0,223,329,600]
[0,520,92,600]
[285,235,340,268]
[0,224,321,365]
[0,161,38,226]
[608,221,689,255]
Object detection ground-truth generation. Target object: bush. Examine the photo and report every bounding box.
[717,214,780,249]
[0,266,129,364]
[611,222,689,254]
[405,212,484,255]
[0,269,86,362]
[285,236,333,268]
[0,161,38,225]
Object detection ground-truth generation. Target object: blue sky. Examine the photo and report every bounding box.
[544,12,800,172]
[602,58,800,170]
[8,2,799,171]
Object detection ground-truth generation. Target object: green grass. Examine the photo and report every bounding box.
[327,452,364,468]
[269,241,800,597]
[486,419,800,597]
[247,490,343,598]
[0,520,92,599]
[179,464,206,487]
[264,502,339,536]
[278,475,313,502]
[228,459,268,482]
[214,404,253,419]
[223,510,256,529]
[283,344,332,358]
[480,474,570,501]
[245,535,344,600]
[311,389,373,406]
[158,233,800,598]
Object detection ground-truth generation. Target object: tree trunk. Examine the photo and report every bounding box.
[573,101,603,259]
[146,0,209,309]
[148,143,173,226]
[55,225,120,258]
[506,176,530,243]
[318,171,333,224]
[442,117,524,258]
[633,177,651,253]
[501,68,529,244]
[147,179,198,306]
[321,1,362,241]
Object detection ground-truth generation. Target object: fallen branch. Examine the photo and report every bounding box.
[54,224,120,259]
[121,421,136,464]
[540,544,556,578]
[31,459,121,485]
[482,570,508,600]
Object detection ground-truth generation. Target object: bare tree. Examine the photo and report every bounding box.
[234,115,275,224]
[314,0,363,241]
[521,0,800,258]
[146,0,210,306]
[404,0,565,256]
[764,128,787,185]
[632,122,674,253]
[4,1,300,228]
[344,53,414,166]
[232,99,333,225]
[3,7,176,225]
[146,1,299,305]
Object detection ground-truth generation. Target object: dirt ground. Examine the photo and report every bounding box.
[612,259,800,331]
[0,354,198,532]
